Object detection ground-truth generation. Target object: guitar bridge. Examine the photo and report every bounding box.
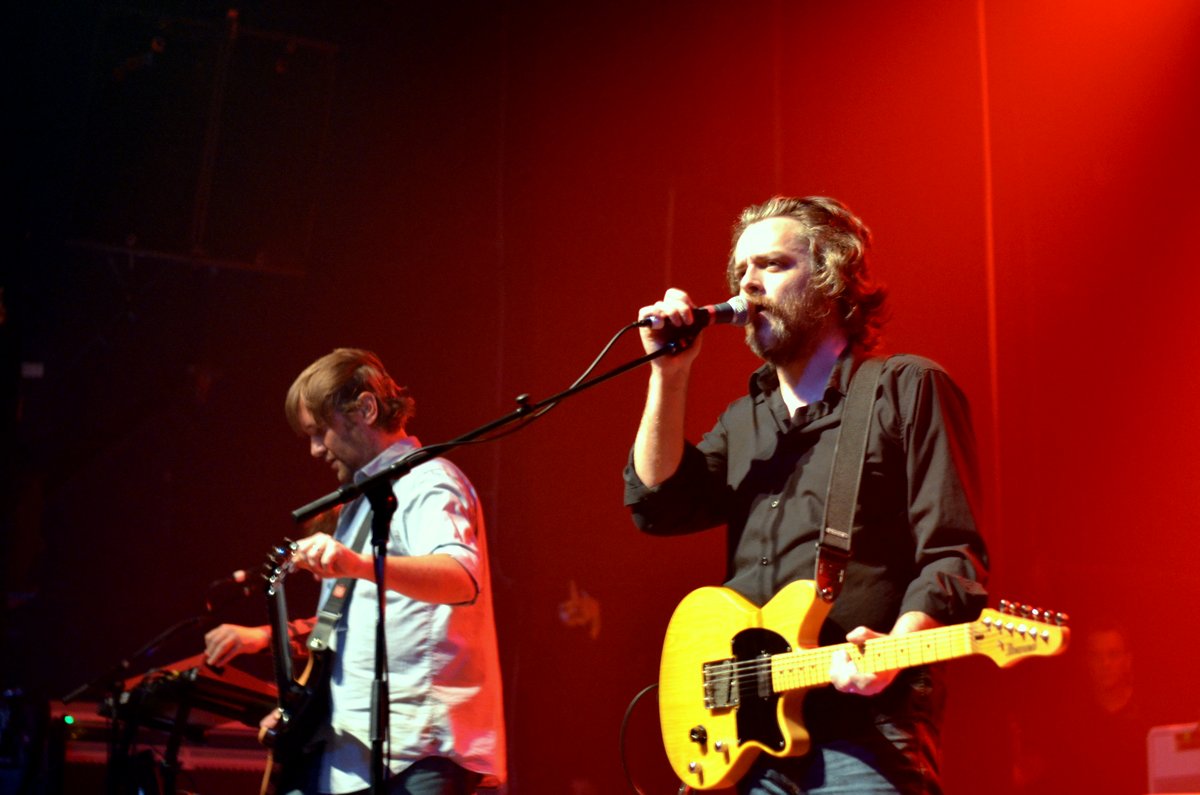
[702,659,738,709]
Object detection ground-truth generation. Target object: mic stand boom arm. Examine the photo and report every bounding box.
[291,338,684,522]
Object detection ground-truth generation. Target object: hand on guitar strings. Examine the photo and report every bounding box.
[828,625,900,697]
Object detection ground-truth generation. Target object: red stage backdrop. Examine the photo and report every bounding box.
[7,1,1199,793]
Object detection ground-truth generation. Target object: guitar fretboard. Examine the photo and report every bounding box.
[771,623,975,692]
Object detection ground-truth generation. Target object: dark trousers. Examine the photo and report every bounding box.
[736,720,942,795]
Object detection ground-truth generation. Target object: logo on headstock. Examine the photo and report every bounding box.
[1001,640,1037,656]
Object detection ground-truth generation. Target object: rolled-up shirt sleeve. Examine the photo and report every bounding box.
[398,469,483,605]
[623,428,731,536]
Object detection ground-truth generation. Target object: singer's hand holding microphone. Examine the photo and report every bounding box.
[636,288,751,361]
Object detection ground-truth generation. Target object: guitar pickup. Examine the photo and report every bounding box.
[702,659,738,709]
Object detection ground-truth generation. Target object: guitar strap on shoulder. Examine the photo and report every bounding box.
[307,499,376,654]
[815,356,884,603]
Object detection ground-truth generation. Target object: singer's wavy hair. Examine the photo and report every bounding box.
[285,348,414,435]
[727,196,889,351]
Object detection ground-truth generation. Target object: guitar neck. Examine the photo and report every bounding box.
[267,580,295,698]
[772,623,975,693]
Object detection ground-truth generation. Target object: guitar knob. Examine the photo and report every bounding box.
[689,725,708,745]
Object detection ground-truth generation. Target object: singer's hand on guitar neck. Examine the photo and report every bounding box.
[828,626,898,696]
[829,611,942,696]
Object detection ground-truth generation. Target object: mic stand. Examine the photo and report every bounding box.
[290,336,687,793]
[362,481,397,794]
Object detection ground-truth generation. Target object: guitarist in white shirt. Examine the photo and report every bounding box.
[204,348,506,795]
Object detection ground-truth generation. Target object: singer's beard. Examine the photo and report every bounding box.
[745,287,834,367]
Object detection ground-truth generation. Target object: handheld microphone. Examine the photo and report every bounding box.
[636,295,751,331]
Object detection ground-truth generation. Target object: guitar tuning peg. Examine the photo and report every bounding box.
[999,599,1011,614]
[1055,611,1069,626]
[1020,604,1032,617]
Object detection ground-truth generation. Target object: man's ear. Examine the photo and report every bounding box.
[354,392,380,425]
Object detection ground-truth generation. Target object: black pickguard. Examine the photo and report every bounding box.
[731,627,792,751]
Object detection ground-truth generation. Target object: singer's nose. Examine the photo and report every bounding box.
[739,264,764,296]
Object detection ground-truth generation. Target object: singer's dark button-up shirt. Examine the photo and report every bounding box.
[623,352,989,741]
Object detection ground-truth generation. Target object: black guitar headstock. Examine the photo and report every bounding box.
[262,539,300,595]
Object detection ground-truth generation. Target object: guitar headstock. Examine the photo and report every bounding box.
[970,600,1070,667]
[262,539,301,593]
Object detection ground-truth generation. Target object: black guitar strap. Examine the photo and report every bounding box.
[307,498,375,654]
[815,356,884,603]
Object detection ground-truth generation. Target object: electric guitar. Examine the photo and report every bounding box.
[258,539,332,795]
[659,579,1069,790]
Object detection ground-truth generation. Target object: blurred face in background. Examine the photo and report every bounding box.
[1085,628,1133,695]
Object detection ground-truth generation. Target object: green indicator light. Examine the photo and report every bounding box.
[63,715,75,725]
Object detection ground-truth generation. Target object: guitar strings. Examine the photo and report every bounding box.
[697,618,1058,696]
[709,625,978,688]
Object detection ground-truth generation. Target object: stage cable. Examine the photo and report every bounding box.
[620,682,674,795]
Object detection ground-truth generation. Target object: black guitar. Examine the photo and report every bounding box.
[259,539,332,795]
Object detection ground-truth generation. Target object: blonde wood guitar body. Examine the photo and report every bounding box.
[659,579,1068,790]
